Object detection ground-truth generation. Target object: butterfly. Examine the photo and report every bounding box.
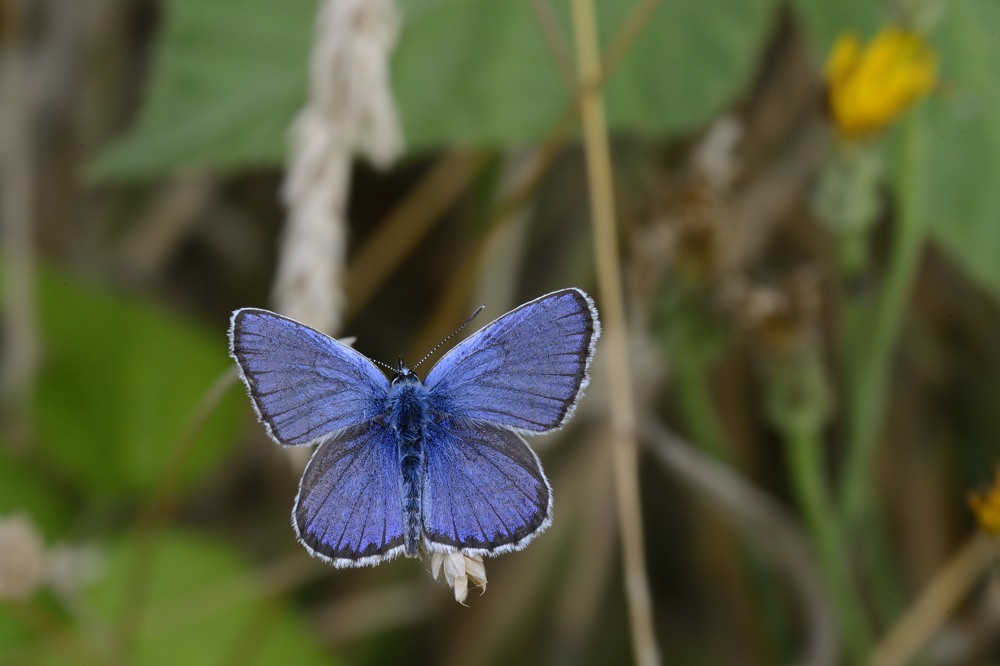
[228,288,600,567]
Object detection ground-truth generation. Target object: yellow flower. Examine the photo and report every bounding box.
[825,27,937,139]
[968,468,1000,536]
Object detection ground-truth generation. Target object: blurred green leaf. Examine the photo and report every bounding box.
[788,0,883,52]
[92,0,776,179]
[89,532,333,666]
[601,1,776,139]
[31,270,241,496]
[0,532,332,665]
[0,447,71,537]
[890,0,1000,301]
[90,0,316,180]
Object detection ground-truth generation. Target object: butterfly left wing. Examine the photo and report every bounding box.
[229,308,389,447]
[421,420,551,554]
[294,421,406,567]
[425,288,600,433]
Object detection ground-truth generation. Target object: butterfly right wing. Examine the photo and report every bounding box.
[421,420,551,555]
[294,421,405,567]
[229,308,390,447]
[425,289,600,433]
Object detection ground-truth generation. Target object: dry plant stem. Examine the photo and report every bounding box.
[571,1,659,664]
[344,0,660,327]
[643,420,837,666]
[472,151,539,310]
[118,173,215,281]
[408,149,543,356]
[344,150,490,319]
[116,368,238,652]
[871,533,997,666]
[548,436,618,663]
[439,431,597,666]
[600,0,662,78]
[310,582,439,646]
[530,0,576,92]
[0,0,40,420]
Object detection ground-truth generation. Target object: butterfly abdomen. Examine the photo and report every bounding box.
[387,373,428,558]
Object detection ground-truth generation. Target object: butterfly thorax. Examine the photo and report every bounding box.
[388,364,426,558]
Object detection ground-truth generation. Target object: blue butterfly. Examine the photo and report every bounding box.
[228,289,600,567]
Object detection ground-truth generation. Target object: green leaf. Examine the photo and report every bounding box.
[92,0,776,178]
[90,0,316,180]
[91,532,333,666]
[788,0,883,52]
[399,0,777,148]
[890,0,1000,301]
[30,269,241,496]
[600,1,776,139]
[0,447,71,538]
[0,532,333,665]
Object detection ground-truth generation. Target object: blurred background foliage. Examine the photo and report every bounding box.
[2,0,1000,664]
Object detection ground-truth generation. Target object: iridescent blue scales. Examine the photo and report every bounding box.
[228,289,601,567]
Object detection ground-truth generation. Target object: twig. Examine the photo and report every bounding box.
[529,0,576,92]
[642,419,838,666]
[344,0,662,327]
[871,533,997,666]
[571,1,659,663]
[345,150,491,319]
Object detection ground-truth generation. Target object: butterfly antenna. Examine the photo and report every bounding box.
[412,305,486,370]
[371,357,396,373]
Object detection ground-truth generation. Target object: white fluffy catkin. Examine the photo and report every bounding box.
[273,0,403,334]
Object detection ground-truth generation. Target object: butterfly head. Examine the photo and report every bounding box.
[391,356,420,385]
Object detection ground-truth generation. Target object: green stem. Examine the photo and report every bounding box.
[673,356,728,460]
[838,118,928,530]
[783,425,872,660]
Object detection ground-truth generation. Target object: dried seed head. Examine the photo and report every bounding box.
[430,550,488,604]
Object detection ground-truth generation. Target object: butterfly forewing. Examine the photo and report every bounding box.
[294,422,406,566]
[425,289,600,433]
[229,309,390,446]
[421,421,551,553]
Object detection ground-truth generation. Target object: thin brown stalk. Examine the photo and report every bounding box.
[871,533,997,666]
[344,0,661,326]
[571,1,659,663]
[530,0,576,92]
[309,581,439,646]
[601,0,663,79]
[643,420,837,666]
[440,429,603,666]
[344,150,491,319]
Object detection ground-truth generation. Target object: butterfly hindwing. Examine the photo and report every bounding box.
[294,421,405,567]
[229,309,390,447]
[425,289,600,433]
[421,420,551,554]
